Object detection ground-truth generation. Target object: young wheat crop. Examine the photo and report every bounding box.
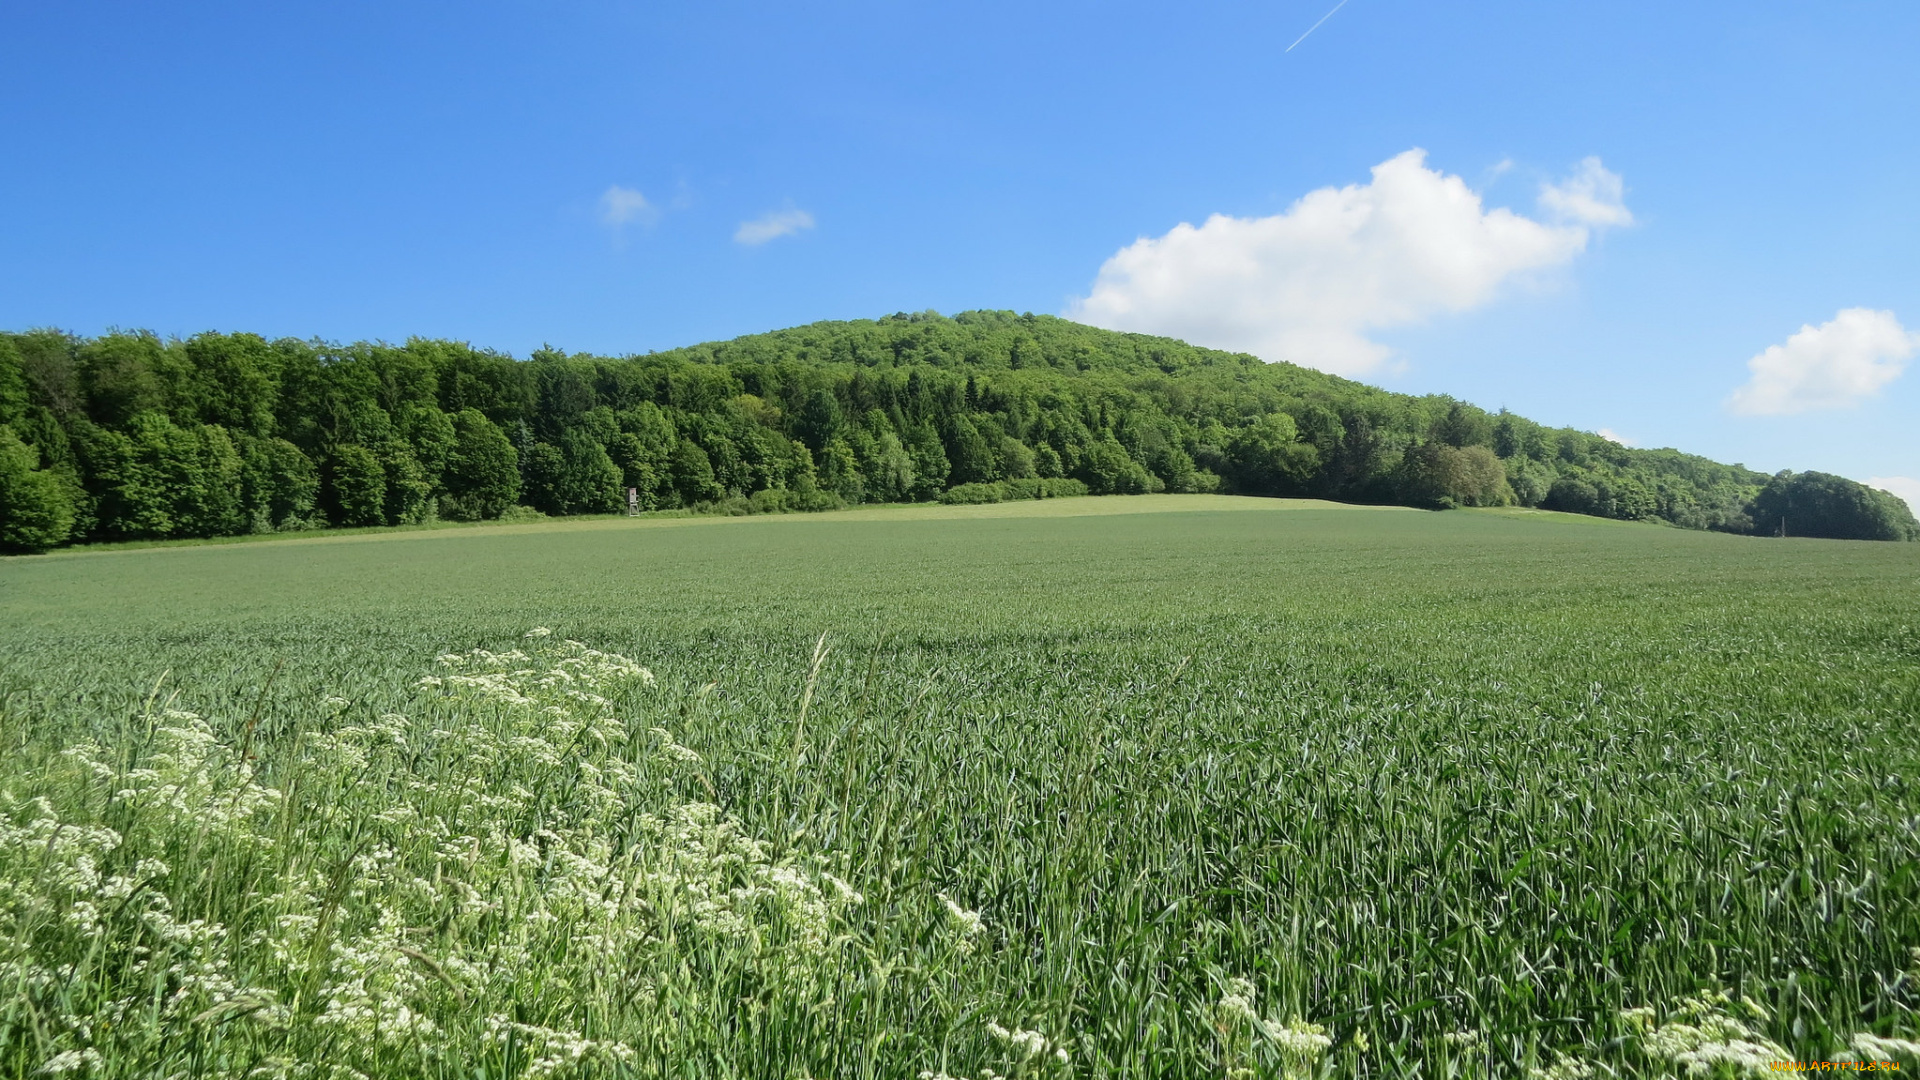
[3,504,1917,1076]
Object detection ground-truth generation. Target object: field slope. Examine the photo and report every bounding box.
[3,498,1919,1077]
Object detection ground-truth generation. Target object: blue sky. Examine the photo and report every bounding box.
[3,1,1916,501]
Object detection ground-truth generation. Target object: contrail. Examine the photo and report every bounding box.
[1287,0,1350,51]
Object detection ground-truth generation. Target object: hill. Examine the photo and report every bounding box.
[3,310,1915,552]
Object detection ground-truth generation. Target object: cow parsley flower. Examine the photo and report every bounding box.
[1844,1032,1920,1065]
[1262,1017,1331,1077]
[939,892,985,953]
[1529,1052,1595,1079]
[987,1022,1070,1066]
[1622,990,1789,1077]
[39,1048,104,1074]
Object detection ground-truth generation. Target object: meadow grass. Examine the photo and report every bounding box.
[3,496,1918,1077]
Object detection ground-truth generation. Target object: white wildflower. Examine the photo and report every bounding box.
[1214,977,1260,1027]
[820,871,864,906]
[524,627,553,638]
[987,1022,1068,1064]
[39,1048,104,1074]
[939,892,986,952]
[1623,990,1789,1077]
[1210,975,1328,1079]
[1845,1032,1920,1064]
[1529,1052,1595,1080]
[1262,1017,1332,1077]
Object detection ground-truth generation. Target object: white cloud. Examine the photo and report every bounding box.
[1727,308,1915,416]
[734,208,815,246]
[1867,476,1920,516]
[599,185,658,228]
[1539,156,1634,227]
[1596,428,1637,446]
[1066,150,1627,375]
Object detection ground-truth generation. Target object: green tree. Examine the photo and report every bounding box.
[1503,455,1556,507]
[819,437,865,503]
[860,429,916,502]
[0,337,28,427]
[176,424,246,537]
[796,387,842,453]
[1543,476,1603,517]
[1749,471,1919,541]
[376,440,434,525]
[1229,413,1319,495]
[398,405,457,493]
[441,409,519,520]
[904,422,950,499]
[943,414,999,484]
[668,439,723,506]
[1430,400,1494,448]
[74,412,245,539]
[183,332,280,435]
[12,330,83,420]
[1077,436,1155,495]
[77,332,170,428]
[326,445,387,527]
[239,436,320,531]
[611,402,678,507]
[523,430,623,516]
[1399,443,1513,508]
[0,426,76,552]
[75,423,168,539]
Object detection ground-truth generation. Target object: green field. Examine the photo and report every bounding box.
[4,496,1919,1078]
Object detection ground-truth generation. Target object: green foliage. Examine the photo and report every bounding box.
[76,331,172,428]
[1750,471,1920,541]
[668,438,723,506]
[1399,442,1514,508]
[2,504,1917,1074]
[0,426,75,552]
[3,313,1904,550]
[943,413,1000,484]
[1229,411,1319,495]
[72,411,245,540]
[441,408,518,521]
[1544,470,1657,521]
[938,477,1091,504]
[181,332,279,436]
[375,439,433,525]
[0,338,28,427]
[325,444,386,527]
[397,402,457,488]
[817,436,863,503]
[1076,435,1157,494]
[237,435,319,532]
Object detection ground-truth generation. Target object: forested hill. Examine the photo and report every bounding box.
[2,310,1915,552]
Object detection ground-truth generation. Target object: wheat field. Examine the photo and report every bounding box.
[3,497,1918,1077]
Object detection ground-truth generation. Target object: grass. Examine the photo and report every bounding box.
[2,495,1918,1077]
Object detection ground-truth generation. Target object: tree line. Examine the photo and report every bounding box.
[2,310,1914,552]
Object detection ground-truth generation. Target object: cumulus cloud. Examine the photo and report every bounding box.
[734,208,815,246]
[1867,476,1920,516]
[1067,150,1627,375]
[1596,428,1637,447]
[1539,156,1634,227]
[1727,308,1915,415]
[599,185,658,228]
